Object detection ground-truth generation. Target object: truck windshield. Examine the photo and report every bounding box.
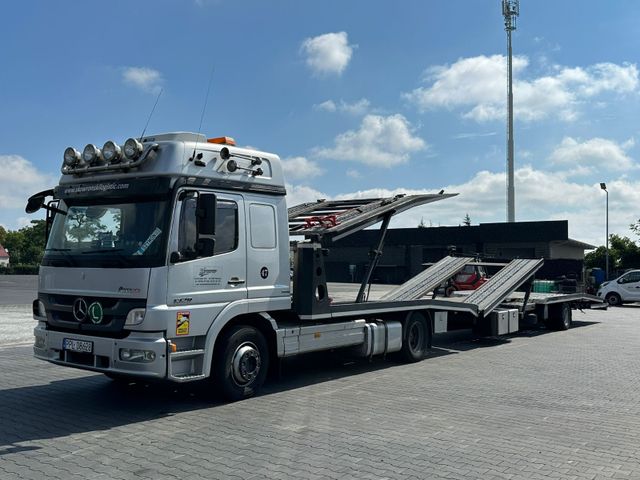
[43,199,169,268]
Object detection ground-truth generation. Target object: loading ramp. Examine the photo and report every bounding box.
[381,256,473,301]
[462,258,544,314]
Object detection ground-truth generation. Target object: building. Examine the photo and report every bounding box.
[0,244,9,267]
[322,220,595,285]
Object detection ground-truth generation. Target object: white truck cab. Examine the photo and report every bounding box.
[597,270,640,306]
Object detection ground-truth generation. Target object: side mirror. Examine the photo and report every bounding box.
[197,194,216,235]
[26,194,45,214]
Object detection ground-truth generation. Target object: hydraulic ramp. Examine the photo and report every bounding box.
[381,256,473,301]
[288,194,455,241]
[462,258,544,315]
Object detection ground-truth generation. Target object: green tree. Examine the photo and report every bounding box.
[463,214,471,226]
[585,235,640,272]
[0,225,6,246]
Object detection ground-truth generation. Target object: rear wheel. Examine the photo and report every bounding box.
[606,292,622,307]
[399,312,429,363]
[548,303,572,331]
[213,325,269,401]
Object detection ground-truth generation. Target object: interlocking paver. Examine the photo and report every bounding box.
[2,306,640,479]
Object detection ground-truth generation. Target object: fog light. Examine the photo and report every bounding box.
[63,147,81,167]
[119,348,156,362]
[103,140,122,163]
[34,335,46,349]
[82,144,103,165]
[125,308,146,326]
[32,299,46,318]
[123,138,143,160]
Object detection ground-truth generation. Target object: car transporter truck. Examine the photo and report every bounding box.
[26,132,603,400]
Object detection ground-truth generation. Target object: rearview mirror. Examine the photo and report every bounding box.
[25,194,45,214]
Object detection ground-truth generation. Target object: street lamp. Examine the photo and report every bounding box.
[600,182,609,280]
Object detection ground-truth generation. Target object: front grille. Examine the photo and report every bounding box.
[42,293,146,338]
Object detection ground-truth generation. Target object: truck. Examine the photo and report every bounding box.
[26,132,604,401]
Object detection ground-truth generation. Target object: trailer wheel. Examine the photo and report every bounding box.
[399,312,429,363]
[548,303,572,331]
[605,292,622,307]
[213,325,269,401]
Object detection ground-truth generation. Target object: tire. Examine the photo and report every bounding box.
[606,292,622,307]
[548,303,572,331]
[213,325,269,401]
[398,312,429,363]
[444,286,456,297]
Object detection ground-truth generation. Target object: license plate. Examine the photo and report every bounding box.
[63,338,93,354]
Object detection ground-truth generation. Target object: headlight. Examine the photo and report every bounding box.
[119,348,156,362]
[125,308,146,326]
[63,147,81,167]
[123,138,143,160]
[102,141,122,163]
[82,144,103,165]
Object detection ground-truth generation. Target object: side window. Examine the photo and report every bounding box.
[177,194,198,259]
[625,272,640,283]
[214,201,238,254]
[249,204,276,249]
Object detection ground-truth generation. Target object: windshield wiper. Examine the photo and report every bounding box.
[81,248,125,254]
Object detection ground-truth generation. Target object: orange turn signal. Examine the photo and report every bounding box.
[207,136,236,146]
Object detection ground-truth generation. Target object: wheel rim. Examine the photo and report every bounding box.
[231,342,261,387]
[563,307,571,328]
[408,322,424,353]
[608,294,620,306]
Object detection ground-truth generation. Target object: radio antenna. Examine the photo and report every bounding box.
[140,87,163,140]
[191,65,215,162]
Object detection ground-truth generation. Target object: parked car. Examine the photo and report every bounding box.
[597,270,640,306]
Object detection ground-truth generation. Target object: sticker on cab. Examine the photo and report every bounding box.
[176,311,190,336]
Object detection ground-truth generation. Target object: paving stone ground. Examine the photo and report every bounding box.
[1,306,639,479]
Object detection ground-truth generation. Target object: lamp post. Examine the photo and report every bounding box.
[600,182,609,280]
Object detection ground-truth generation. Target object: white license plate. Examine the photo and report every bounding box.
[63,338,93,353]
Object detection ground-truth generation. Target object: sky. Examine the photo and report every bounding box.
[1,0,640,247]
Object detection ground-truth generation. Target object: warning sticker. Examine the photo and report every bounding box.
[176,311,190,336]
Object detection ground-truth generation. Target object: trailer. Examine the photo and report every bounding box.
[26,132,604,400]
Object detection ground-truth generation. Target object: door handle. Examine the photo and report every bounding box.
[228,277,246,285]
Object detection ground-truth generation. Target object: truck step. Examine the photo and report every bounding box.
[170,349,205,360]
[170,373,206,383]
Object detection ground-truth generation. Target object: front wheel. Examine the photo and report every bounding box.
[606,292,622,307]
[213,325,269,401]
[398,312,430,363]
[547,303,572,331]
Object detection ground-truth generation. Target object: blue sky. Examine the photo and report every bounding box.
[2,0,640,246]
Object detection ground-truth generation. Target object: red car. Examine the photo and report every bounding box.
[444,264,488,297]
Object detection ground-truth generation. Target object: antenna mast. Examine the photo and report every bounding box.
[503,0,519,223]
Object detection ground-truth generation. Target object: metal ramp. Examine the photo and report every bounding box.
[462,258,544,314]
[288,194,456,241]
[381,256,473,301]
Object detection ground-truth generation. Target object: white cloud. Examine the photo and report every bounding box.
[0,155,56,229]
[300,32,355,76]
[281,156,324,180]
[122,66,163,94]
[403,55,639,122]
[314,100,337,112]
[286,184,328,208]
[549,137,636,173]
[346,169,361,179]
[313,98,370,115]
[285,166,640,246]
[315,114,426,167]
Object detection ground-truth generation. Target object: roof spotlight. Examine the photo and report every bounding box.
[123,138,143,160]
[82,144,103,165]
[103,141,122,163]
[63,147,81,167]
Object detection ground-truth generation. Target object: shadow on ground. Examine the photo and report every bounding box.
[0,319,600,450]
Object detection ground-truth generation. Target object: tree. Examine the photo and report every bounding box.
[463,214,471,226]
[585,235,640,272]
[0,225,6,246]
[0,220,46,266]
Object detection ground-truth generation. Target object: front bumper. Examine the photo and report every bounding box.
[33,323,167,379]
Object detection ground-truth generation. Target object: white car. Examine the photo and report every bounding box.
[597,270,640,306]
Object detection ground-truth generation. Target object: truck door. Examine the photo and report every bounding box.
[617,271,640,301]
[167,191,247,306]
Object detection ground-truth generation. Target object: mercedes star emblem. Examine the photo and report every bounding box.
[72,298,88,322]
